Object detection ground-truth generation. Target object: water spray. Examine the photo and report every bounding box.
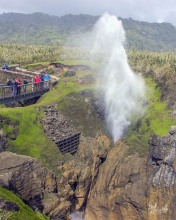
[92,13,145,142]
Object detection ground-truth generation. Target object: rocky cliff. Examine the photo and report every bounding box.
[0,151,69,219]
[1,125,176,220]
[57,126,176,220]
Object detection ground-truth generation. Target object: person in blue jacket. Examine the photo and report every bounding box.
[44,73,50,88]
[3,63,9,70]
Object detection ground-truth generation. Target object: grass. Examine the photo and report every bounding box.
[0,60,97,173]
[23,60,99,73]
[24,62,50,71]
[57,91,108,137]
[0,187,48,220]
[1,59,175,166]
[0,106,64,173]
[125,77,176,156]
[0,59,175,220]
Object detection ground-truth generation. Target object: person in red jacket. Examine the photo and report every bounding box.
[37,75,41,90]
[34,75,40,91]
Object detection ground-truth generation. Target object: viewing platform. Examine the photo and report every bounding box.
[0,82,50,104]
[0,65,59,105]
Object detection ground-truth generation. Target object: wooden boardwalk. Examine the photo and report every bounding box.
[0,66,80,154]
[0,65,59,105]
[0,83,50,104]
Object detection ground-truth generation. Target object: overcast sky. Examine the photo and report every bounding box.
[0,0,176,25]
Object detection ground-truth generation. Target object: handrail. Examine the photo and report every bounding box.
[0,80,50,100]
[0,66,59,104]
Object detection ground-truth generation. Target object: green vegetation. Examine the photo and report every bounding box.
[128,50,176,107]
[125,77,175,156]
[0,187,48,220]
[1,13,176,219]
[0,60,97,173]
[0,43,89,66]
[1,43,176,73]
[1,42,176,162]
[24,62,50,71]
[0,12,176,51]
[128,50,176,74]
[0,106,64,173]
[123,18,176,51]
[57,91,107,137]
[1,51,176,159]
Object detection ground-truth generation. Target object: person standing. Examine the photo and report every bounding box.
[39,72,45,89]
[17,77,22,95]
[31,78,34,92]
[34,75,40,91]
[7,78,13,95]
[23,77,28,94]
[44,73,50,88]
[14,79,18,96]
[3,63,9,70]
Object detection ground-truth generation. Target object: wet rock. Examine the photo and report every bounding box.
[169,126,176,135]
[92,97,105,120]
[0,117,18,151]
[0,200,19,211]
[0,129,7,152]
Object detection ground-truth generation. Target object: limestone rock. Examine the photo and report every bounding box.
[55,125,176,220]
[3,120,176,220]
[85,141,148,220]
[0,151,71,219]
[58,133,111,214]
[83,127,176,220]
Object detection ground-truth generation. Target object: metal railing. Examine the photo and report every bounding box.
[0,81,50,100]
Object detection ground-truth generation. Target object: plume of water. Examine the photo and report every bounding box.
[92,14,145,142]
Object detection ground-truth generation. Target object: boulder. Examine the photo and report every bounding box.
[0,151,71,219]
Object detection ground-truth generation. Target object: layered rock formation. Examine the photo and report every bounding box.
[0,151,70,219]
[57,125,176,220]
[59,133,111,214]
[83,126,176,220]
[1,120,176,220]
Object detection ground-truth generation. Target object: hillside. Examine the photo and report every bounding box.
[0,55,176,219]
[1,12,176,220]
[0,12,176,51]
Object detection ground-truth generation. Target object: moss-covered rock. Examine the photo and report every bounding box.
[0,187,48,220]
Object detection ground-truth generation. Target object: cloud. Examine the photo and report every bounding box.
[0,0,176,25]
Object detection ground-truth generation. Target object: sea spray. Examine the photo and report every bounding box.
[92,14,145,142]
